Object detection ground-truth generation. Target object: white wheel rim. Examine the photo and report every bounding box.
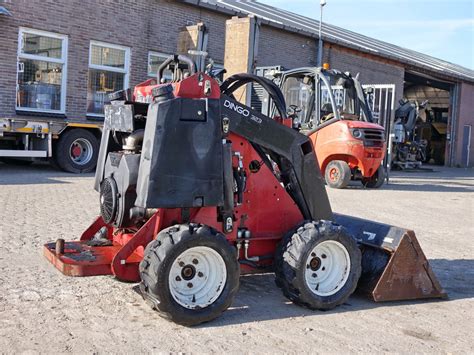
[304,240,351,297]
[169,246,227,309]
[69,138,93,165]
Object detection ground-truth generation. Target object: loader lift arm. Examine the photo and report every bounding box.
[220,73,332,221]
[221,94,332,221]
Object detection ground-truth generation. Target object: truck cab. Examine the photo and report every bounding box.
[270,67,386,188]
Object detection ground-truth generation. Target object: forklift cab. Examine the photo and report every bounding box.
[275,67,374,131]
[262,66,387,188]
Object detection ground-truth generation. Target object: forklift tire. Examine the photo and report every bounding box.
[325,160,351,189]
[362,166,385,189]
[139,224,240,326]
[275,220,361,310]
[54,129,99,173]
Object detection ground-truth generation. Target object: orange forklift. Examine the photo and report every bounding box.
[260,67,386,189]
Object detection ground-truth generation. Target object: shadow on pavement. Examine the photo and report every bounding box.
[382,182,474,193]
[390,174,474,181]
[0,163,94,185]
[201,258,473,327]
[430,259,474,301]
[343,181,473,193]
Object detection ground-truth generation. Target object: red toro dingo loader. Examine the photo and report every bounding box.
[44,55,445,326]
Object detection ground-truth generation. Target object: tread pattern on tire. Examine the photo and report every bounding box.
[275,220,362,310]
[139,223,240,326]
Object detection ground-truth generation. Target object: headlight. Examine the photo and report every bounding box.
[351,129,363,139]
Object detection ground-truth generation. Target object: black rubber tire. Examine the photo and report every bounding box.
[362,166,386,189]
[139,224,240,326]
[325,160,351,189]
[0,158,33,166]
[54,129,99,173]
[275,220,361,310]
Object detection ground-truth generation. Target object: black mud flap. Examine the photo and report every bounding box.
[334,213,447,302]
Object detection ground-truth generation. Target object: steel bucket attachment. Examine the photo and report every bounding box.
[334,213,447,302]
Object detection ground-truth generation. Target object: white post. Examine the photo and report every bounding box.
[317,0,326,67]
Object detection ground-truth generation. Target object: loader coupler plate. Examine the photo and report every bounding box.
[43,241,141,277]
[334,213,447,302]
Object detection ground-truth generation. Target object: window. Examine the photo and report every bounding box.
[16,28,68,113]
[282,76,314,125]
[87,41,130,116]
[148,52,172,81]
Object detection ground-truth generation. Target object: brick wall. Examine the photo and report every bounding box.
[325,46,405,104]
[255,25,405,103]
[0,0,227,120]
[257,25,317,69]
[224,17,253,76]
[224,16,257,103]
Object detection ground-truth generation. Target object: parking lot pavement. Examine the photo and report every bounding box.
[0,162,473,353]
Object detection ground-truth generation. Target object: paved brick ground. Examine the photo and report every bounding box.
[0,162,473,353]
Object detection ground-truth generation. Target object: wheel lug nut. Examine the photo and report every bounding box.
[311,252,316,257]
[179,261,185,267]
[187,282,193,288]
[321,254,327,259]
[198,272,203,277]
[176,276,181,281]
[192,259,199,265]
[312,273,317,278]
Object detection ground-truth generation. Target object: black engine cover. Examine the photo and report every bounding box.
[136,97,224,208]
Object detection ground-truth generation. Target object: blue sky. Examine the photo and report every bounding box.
[259,0,474,69]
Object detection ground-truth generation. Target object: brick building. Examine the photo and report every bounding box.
[0,0,473,166]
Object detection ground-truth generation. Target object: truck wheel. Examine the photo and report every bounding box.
[325,160,351,189]
[139,224,240,326]
[275,221,361,310]
[54,129,99,173]
[362,166,385,189]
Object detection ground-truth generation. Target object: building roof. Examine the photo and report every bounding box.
[181,0,474,83]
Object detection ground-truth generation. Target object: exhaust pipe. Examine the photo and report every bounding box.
[123,129,145,151]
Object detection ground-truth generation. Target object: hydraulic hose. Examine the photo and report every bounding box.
[221,73,287,120]
[222,75,286,110]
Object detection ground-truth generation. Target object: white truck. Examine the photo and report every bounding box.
[0,115,102,173]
